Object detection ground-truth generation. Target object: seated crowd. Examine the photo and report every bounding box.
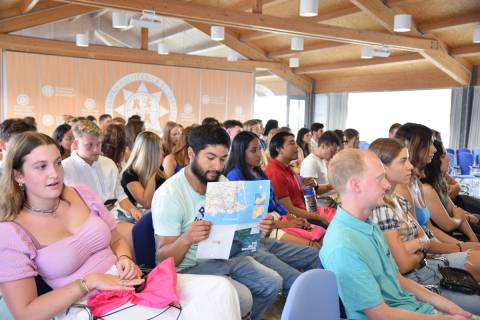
[0,114,479,320]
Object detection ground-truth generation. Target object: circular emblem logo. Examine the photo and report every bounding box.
[84,98,96,110]
[184,103,193,114]
[234,106,243,115]
[41,85,55,97]
[16,94,30,106]
[105,73,176,132]
[41,114,54,127]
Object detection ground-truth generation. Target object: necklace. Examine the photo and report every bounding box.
[24,199,61,216]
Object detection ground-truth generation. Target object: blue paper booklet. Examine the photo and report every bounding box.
[196,180,271,259]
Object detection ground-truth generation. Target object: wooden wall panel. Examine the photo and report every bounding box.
[5,51,254,134]
[226,72,254,121]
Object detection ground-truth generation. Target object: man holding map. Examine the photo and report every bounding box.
[152,125,319,320]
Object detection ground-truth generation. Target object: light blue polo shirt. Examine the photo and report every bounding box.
[152,168,227,271]
[319,207,435,319]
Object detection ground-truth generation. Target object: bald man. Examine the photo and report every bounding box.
[320,149,472,320]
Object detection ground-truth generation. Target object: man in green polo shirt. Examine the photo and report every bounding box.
[320,149,472,320]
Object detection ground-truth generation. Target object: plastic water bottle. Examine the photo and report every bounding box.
[303,186,318,212]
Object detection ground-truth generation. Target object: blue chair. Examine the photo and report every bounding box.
[473,148,480,165]
[132,211,157,269]
[446,148,455,155]
[358,141,370,150]
[458,152,474,175]
[281,269,340,320]
[458,148,472,154]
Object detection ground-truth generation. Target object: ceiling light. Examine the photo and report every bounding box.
[372,46,390,57]
[291,36,304,51]
[299,0,318,17]
[112,12,129,29]
[361,47,373,59]
[394,14,411,32]
[211,25,225,41]
[474,26,480,43]
[361,46,390,59]
[227,51,238,62]
[289,57,299,68]
[157,43,169,55]
[130,9,162,30]
[76,33,89,47]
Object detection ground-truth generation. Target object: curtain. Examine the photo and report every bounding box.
[450,87,464,150]
[312,93,348,130]
[326,93,348,130]
[468,86,480,148]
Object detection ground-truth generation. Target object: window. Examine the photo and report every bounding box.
[347,89,452,146]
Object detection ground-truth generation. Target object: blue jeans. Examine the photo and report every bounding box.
[254,238,320,293]
[181,255,282,320]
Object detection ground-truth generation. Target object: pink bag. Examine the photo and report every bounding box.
[318,207,336,222]
[279,216,326,241]
[87,257,179,317]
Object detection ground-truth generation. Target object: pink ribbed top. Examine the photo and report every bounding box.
[0,184,117,289]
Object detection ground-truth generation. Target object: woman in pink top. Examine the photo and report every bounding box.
[0,132,241,320]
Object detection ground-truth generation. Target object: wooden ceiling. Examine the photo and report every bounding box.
[0,0,479,93]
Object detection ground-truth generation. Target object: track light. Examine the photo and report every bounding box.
[473,26,480,43]
[291,37,304,51]
[299,0,318,17]
[76,33,89,47]
[157,43,169,55]
[361,46,390,59]
[112,12,129,29]
[211,25,225,41]
[289,57,299,68]
[130,10,162,30]
[227,51,238,62]
[394,14,411,32]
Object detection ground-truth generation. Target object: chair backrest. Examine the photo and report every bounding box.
[458,152,474,175]
[473,148,480,165]
[458,147,472,154]
[281,269,340,320]
[358,141,370,150]
[132,212,157,269]
[446,148,455,155]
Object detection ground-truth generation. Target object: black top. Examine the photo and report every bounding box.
[121,168,165,206]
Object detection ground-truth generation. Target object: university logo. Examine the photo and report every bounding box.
[105,72,177,132]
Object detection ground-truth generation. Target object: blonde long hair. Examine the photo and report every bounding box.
[0,132,59,221]
[122,131,164,186]
[161,121,180,156]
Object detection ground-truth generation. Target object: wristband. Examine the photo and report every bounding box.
[118,254,134,262]
[456,242,463,252]
[77,278,90,294]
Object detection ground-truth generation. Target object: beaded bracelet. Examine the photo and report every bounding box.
[117,254,134,262]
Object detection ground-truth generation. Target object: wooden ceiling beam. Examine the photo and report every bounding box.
[294,52,423,74]
[57,0,437,51]
[0,33,279,72]
[240,4,361,42]
[419,11,480,34]
[349,0,470,85]
[268,41,348,59]
[230,0,287,12]
[187,22,270,61]
[21,0,41,13]
[0,4,98,33]
[451,44,480,58]
[349,0,420,36]
[187,21,313,92]
[291,44,480,75]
